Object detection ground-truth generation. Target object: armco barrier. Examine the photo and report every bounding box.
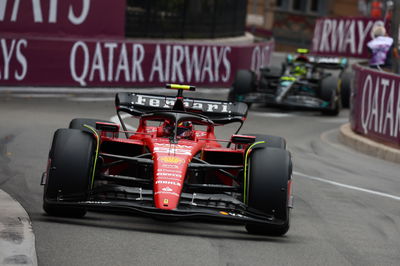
[351,63,400,147]
[311,17,387,59]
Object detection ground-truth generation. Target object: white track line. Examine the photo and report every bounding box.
[294,171,400,201]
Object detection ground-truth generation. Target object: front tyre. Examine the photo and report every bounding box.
[245,147,292,236]
[43,128,95,217]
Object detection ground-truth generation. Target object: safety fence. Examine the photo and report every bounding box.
[0,0,272,87]
[0,38,274,87]
[351,63,400,147]
[311,17,388,58]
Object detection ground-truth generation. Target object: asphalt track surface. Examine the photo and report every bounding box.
[0,89,399,266]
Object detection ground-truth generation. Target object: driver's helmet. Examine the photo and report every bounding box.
[177,121,193,139]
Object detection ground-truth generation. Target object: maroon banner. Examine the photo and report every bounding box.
[0,37,274,87]
[311,17,387,58]
[0,0,125,37]
[351,64,400,146]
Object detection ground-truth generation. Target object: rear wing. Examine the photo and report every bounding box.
[311,57,348,70]
[115,92,248,124]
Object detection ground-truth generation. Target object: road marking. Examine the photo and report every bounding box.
[110,114,137,131]
[317,117,349,123]
[294,171,400,201]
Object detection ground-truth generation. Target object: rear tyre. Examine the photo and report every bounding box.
[320,76,341,116]
[229,70,255,107]
[245,147,292,236]
[43,128,95,217]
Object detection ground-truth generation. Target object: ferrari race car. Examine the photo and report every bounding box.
[229,48,352,115]
[41,84,293,236]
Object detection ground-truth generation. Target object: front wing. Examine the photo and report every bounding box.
[44,192,286,226]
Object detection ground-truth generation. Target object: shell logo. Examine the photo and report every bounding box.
[159,156,184,164]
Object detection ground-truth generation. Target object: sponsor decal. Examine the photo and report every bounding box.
[155,143,192,149]
[163,199,169,204]
[154,146,192,155]
[133,94,231,113]
[162,187,173,192]
[312,17,383,58]
[156,172,181,178]
[158,156,184,164]
[358,73,400,137]
[163,164,179,169]
[155,180,181,187]
[157,168,181,173]
[0,39,28,81]
[79,201,110,204]
[155,191,179,197]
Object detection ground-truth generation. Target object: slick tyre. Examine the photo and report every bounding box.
[244,134,286,149]
[340,71,351,108]
[320,76,341,116]
[245,147,292,236]
[229,70,255,107]
[43,128,96,217]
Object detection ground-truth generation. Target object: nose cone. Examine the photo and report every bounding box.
[153,155,188,210]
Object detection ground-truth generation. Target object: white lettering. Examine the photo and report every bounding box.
[201,47,213,82]
[361,75,373,134]
[89,42,105,81]
[149,45,164,82]
[70,41,89,86]
[0,0,7,21]
[149,98,160,107]
[1,38,15,80]
[212,47,224,82]
[104,42,117,82]
[171,45,184,82]
[222,47,231,82]
[319,20,332,52]
[185,46,205,82]
[115,44,130,82]
[14,39,27,80]
[357,20,373,54]
[48,0,58,23]
[68,0,90,25]
[131,44,144,82]
[10,0,20,22]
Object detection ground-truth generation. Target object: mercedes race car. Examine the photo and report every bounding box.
[229,49,352,115]
[41,84,293,236]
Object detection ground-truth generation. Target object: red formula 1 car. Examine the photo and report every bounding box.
[41,84,293,236]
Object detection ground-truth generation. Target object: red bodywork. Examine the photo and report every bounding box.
[99,118,237,210]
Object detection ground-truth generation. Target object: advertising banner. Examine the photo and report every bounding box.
[0,38,274,87]
[351,64,400,146]
[311,17,387,58]
[0,0,125,37]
